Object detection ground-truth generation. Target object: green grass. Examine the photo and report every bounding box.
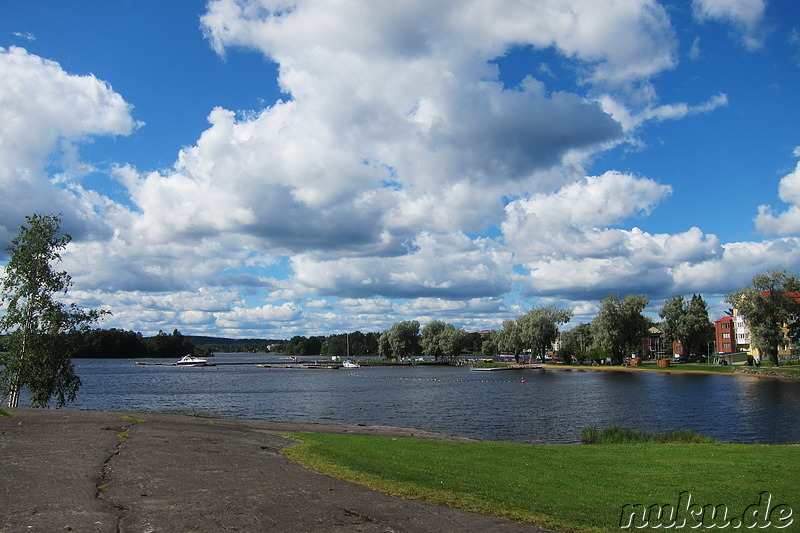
[581,426,716,444]
[283,433,799,533]
[0,408,11,418]
[673,364,734,373]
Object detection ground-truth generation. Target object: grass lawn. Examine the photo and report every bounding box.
[283,434,799,532]
[670,363,733,373]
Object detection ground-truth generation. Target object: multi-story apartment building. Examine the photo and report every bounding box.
[732,308,751,352]
[715,293,800,359]
[714,316,735,353]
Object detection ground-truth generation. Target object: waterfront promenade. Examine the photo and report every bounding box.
[0,408,553,532]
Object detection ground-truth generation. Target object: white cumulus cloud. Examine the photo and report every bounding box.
[755,162,800,235]
[0,46,139,244]
[692,0,767,49]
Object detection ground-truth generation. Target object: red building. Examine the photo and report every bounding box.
[714,316,735,354]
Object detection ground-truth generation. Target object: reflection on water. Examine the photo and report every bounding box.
[64,354,800,444]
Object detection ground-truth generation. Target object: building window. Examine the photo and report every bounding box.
[723,343,731,349]
[723,333,731,339]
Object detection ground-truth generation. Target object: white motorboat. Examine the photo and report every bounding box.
[342,359,360,368]
[177,354,208,366]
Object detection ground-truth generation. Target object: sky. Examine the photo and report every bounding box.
[1,0,799,339]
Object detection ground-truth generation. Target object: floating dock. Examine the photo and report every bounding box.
[257,363,341,370]
[134,360,344,369]
[470,364,543,371]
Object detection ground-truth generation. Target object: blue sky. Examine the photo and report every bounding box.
[1,0,799,338]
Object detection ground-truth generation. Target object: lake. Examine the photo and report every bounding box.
[62,353,800,444]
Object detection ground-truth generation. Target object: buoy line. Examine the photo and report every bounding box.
[345,373,526,384]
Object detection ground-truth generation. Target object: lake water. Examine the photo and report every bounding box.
[62,353,800,444]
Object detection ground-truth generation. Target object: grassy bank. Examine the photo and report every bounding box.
[283,434,799,532]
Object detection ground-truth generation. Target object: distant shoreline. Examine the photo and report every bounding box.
[539,363,800,380]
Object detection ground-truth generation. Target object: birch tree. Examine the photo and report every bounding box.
[1,214,106,407]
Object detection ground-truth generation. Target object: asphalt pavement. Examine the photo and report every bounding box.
[0,408,555,532]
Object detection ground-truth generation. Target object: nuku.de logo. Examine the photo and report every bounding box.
[619,491,793,529]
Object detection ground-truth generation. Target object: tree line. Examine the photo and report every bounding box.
[69,328,197,358]
[377,280,800,367]
[279,331,381,357]
[555,293,715,365]
[376,320,486,361]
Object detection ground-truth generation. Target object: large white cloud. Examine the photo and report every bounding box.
[755,162,800,235]
[4,2,785,337]
[0,46,139,245]
[503,171,675,261]
[119,0,675,260]
[286,232,514,300]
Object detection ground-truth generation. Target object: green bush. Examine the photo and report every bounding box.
[582,425,716,444]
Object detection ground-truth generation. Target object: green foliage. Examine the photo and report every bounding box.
[186,335,283,353]
[284,433,797,533]
[496,319,523,359]
[379,320,421,360]
[72,328,149,358]
[144,329,195,358]
[592,294,650,364]
[558,323,592,363]
[462,331,484,354]
[281,335,325,356]
[420,320,447,359]
[659,294,713,360]
[518,306,573,362]
[581,426,716,444]
[420,320,467,361]
[727,270,800,366]
[481,335,497,356]
[0,408,11,418]
[0,214,107,407]
[321,331,380,357]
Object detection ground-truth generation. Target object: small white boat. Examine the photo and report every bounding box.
[342,359,360,368]
[177,354,208,366]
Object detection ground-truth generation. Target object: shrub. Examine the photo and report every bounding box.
[582,426,716,444]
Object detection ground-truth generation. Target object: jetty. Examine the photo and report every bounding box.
[257,362,341,370]
[470,364,543,371]
[134,360,344,369]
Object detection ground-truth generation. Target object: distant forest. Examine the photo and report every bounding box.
[65,328,283,359]
[2,327,486,359]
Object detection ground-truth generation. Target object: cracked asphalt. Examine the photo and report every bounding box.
[0,409,555,532]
